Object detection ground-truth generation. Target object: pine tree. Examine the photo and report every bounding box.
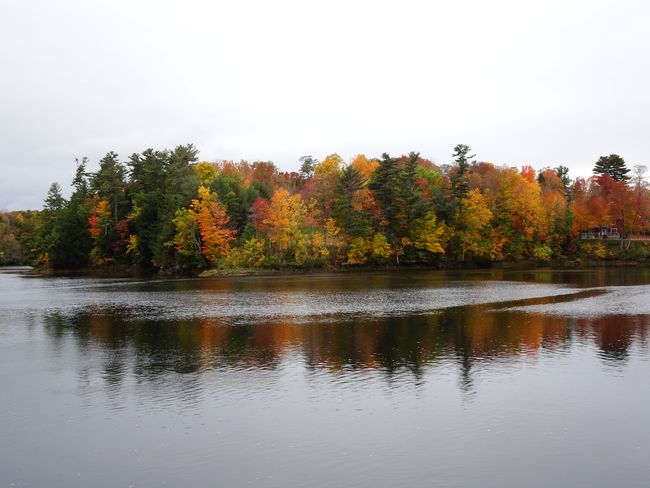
[369,153,399,245]
[333,165,367,237]
[593,154,630,182]
[46,159,93,268]
[92,151,126,221]
[450,144,474,204]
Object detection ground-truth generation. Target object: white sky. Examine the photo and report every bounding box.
[1,0,649,210]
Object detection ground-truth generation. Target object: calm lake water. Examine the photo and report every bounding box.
[1,267,649,487]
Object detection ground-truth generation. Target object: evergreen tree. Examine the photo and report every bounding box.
[92,151,127,221]
[47,159,93,268]
[158,144,200,266]
[333,165,368,237]
[211,170,245,229]
[44,182,65,212]
[127,149,169,268]
[593,154,630,182]
[72,157,91,199]
[87,152,129,262]
[37,182,66,264]
[450,144,474,204]
[127,145,200,269]
[449,144,476,260]
[369,153,400,246]
[399,151,425,237]
[369,152,426,262]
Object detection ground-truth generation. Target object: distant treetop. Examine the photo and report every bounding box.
[593,154,630,182]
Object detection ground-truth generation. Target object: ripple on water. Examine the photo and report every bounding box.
[2,271,590,323]
[51,282,586,323]
[509,285,650,317]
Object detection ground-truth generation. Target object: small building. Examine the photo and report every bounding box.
[580,226,620,240]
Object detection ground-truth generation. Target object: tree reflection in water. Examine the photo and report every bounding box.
[42,306,649,397]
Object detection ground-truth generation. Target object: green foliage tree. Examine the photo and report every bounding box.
[171,207,203,267]
[450,144,474,203]
[127,144,199,268]
[92,151,127,221]
[158,144,201,266]
[333,165,368,237]
[369,153,399,242]
[447,145,476,259]
[369,152,425,261]
[399,152,425,237]
[593,154,630,182]
[36,182,66,265]
[44,159,93,268]
[127,148,169,267]
[44,182,65,211]
[211,169,245,229]
[88,152,128,262]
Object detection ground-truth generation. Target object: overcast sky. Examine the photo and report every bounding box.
[1,0,649,210]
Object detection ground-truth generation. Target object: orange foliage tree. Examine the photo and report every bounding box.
[191,186,236,265]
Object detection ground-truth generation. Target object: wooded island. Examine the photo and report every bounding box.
[1,145,648,272]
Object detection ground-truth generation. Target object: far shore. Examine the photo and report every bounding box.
[4,257,648,279]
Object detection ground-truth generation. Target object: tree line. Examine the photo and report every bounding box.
[1,145,648,270]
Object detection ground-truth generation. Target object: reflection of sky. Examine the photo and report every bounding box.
[5,268,650,322]
[0,268,590,322]
[509,285,650,317]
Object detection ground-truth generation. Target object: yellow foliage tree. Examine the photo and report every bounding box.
[312,154,343,224]
[264,188,307,261]
[193,162,218,186]
[411,211,447,255]
[456,188,493,260]
[351,154,378,180]
[242,238,266,267]
[172,208,201,260]
[370,232,391,263]
[310,231,329,259]
[494,167,547,258]
[346,237,370,265]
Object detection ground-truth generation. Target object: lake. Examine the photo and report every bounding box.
[1,266,649,487]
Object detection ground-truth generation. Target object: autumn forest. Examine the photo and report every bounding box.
[1,145,649,271]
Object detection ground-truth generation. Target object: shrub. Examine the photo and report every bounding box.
[532,244,553,261]
[346,237,370,265]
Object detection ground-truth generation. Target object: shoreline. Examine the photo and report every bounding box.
[7,257,648,279]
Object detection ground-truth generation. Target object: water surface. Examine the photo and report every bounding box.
[1,267,649,487]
